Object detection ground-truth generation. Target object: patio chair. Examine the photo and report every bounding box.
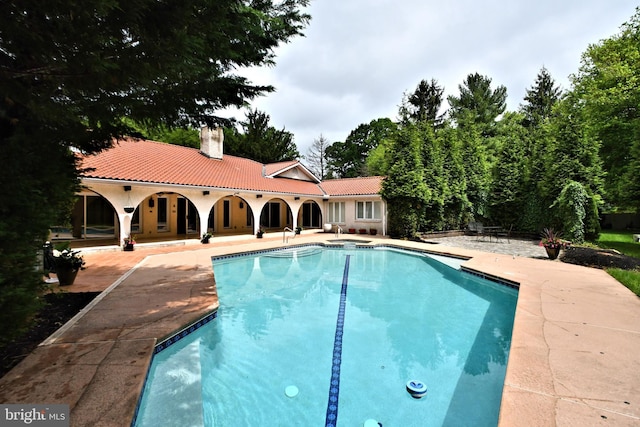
[475,223,485,241]
[497,224,513,243]
[467,222,481,235]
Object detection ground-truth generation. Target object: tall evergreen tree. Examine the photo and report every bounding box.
[419,124,447,230]
[224,109,300,163]
[520,67,563,127]
[541,94,605,237]
[0,0,309,342]
[381,124,430,238]
[438,125,471,229]
[488,113,528,227]
[405,78,445,125]
[447,72,507,137]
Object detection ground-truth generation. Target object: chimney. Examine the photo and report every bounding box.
[200,126,224,159]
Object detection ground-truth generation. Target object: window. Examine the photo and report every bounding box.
[260,202,281,228]
[223,200,231,228]
[327,202,345,223]
[302,202,321,227]
[157,197,168,231]
[356,201,381,220]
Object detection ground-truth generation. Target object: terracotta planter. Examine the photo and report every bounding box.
[359,229,367,234]
[348,228,356,234]
[56,266,79,286]
[544,246,560,260]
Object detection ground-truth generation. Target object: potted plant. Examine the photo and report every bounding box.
[539,228,570,260]
[256,228,264,238]
[295,226,302,235]
[123,234,136,251]
[53,247,86,286]
[369,228,377,235]
[201,232,212,244]
[359,228,368,234]
[348,228,356,234]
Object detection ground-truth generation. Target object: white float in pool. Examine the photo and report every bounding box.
[363,419,380,427]
[285,385,299,398]
[406,380,427,399]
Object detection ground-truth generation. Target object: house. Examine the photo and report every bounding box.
[57,127,386,245]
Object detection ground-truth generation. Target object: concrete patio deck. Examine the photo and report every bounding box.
[0,232,638,426]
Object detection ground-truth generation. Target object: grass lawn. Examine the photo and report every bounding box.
[595,231,640,296]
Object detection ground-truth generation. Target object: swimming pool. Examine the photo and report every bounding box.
[134,245,518,426]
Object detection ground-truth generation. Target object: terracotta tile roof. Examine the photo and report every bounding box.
[80,138,382,197]
[320,176,383,196]
[264,161,298,176]
[80,138,325,196]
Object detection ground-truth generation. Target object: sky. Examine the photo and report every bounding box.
[221,1,637,156]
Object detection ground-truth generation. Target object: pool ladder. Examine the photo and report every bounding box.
[283,227,296,243]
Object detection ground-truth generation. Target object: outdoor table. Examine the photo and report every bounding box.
[482,226,503,242]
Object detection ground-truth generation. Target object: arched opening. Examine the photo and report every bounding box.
[139,192,201,240]
[299,200,323,229]
[50,190,119,244]
[208,195,254,236]
[259,198,293,231]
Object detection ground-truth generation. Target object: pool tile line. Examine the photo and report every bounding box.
[461,267,520,290]
[325,254,351,427]
[131,310,219,426]
[153,310,218,354]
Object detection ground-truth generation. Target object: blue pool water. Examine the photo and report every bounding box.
[134,246,518,426]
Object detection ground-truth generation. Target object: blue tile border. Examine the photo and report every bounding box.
[461,267,520,290]
[211,243,520,291]
[154,310,218,355]
[325,254,351,427]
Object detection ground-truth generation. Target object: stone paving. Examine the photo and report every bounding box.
[423,234,548,259]
[0,232,638,426]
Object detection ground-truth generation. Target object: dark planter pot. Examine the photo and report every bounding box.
[359,229,367,234]
[201,238,210,244]
[348,228,356,234]
[56,266,79,286]
[123,243,135,251]
[545,246,560,260]
[257,233,263,239]
[369,229,377,235]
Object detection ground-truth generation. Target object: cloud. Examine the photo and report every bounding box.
[221,0,637,155]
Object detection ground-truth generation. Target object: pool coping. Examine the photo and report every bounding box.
[0,234,638,426]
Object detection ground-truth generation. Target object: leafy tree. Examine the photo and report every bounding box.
[381,124,430,238]
[419,124,447,229]
[365,138,393,176]
[551,181,593,243]
[0,0,309,341]
[405,78,445,125]
[224,109,300,163]
[448,72,507,137]
[520,67,563,127]
[458,123,491,219]
[488,113,528,227]
[541,94,605,237]
[126,120,200,148]
[305,134,331,179]
[435,125,471,229]
[326,118,396,177]
[571,7,640,210]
